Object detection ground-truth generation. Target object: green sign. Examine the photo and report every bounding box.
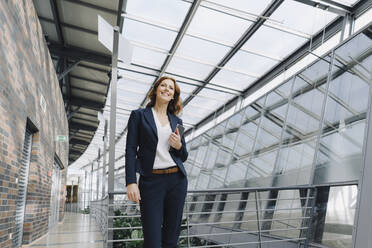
[56,135,68,142]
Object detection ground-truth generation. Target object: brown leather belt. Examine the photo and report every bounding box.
[152,166,179,174]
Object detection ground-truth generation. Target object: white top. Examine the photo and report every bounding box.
[151,108,176,169]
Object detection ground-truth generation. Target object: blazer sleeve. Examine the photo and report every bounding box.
[125,110,139,186]
[171,119,188,162]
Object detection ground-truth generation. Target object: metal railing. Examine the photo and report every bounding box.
[90,185,317,248]
[91,196,109,242]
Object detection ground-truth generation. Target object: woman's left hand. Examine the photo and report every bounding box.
[169,128,182,150]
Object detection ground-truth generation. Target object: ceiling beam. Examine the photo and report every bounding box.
[38,16,98,35]
[48,42,111,66]
[70,85,107,96]
[69,121,97,132]
[183,0,284,107]
[70,75,109,86]
[70,138,90,146]
[59,60,80,80]
[352,0,372,17]
[78,63,110,73]
[67,106,81,121]
[71,117,99,125]
[62,0,117,15]
[293,0,351,16]
[49,0,64,44]
[69,97,105,110]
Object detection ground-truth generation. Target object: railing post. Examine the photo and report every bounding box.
[107,24,120,248]
[186,195,190,247]
[255,191,262,248]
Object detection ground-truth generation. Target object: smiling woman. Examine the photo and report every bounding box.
[125,76,189,248]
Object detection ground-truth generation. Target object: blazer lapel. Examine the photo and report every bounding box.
[144,107,158,138]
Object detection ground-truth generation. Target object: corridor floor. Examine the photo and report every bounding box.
[25,212,104,248]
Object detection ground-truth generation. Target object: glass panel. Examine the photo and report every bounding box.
[130,46,167,69]
[270,0,338,36]
[225,159,249,187]
[123,19,177,50]
[203,142,219,171]
[214,148,232,170]
[270,190,302,238]
[274,138,316,186]
[242,25,307,60]
[207,0,271,15]
[314,31,371,184]
[225,50,278,77]
[194,136,210,168]
[166,56,215,80]
[247,149,278,187]
[196,172,210,189]
[254,116,280,150]
[241,192,261,233]
[175,35,230,65]
[126,0,190,28]
[210,168,227,186]
[208,175,224,189]
[322,185,357,248]
[187,5,253,45]
[276,77,295,98]
[233,106,260,158]
[210,68,256,91]
[219,193,242,228]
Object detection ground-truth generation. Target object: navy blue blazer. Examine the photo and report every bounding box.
[125,107,188,186]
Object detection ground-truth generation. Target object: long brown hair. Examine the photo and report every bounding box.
[146,76,183,115]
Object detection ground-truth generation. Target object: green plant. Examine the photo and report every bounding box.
[112,209,217,247]
[113,209,143,248]
[81,206,90,214]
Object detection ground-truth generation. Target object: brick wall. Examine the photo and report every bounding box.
[0,0,69,247]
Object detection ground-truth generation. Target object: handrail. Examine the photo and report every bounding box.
[110,184,316,195]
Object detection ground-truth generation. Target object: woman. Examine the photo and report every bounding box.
[125,76,188,248]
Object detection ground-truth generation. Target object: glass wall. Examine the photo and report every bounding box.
[185,25,372,190]
[183,23,372,248]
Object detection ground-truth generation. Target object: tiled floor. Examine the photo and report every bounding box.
[25,213,104,248]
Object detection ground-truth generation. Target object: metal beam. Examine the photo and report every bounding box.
[64,58,72,115]
[69,122,97,132]
[139,0,202,107]
[293,0,351,16]
[71,117,99,125]
[70,138,90,146]
[70,85,107,96]
[70,75,109,86]
[49,0,64,44]
[352,0,372,18]
[67,106,81,120]
[183,0,284,107]
[38,16,98,35]
[69,97,105,110]
[78,63,110,73]
[75,111,98,118]
[59,60,80,80]
[48,42,111,66]
[62,0,117,15]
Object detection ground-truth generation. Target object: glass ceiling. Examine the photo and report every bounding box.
[70,0,370,171]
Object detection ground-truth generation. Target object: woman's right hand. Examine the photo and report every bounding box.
[126,183,141,203]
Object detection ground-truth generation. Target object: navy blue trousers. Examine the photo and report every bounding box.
[139,171,187,248]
